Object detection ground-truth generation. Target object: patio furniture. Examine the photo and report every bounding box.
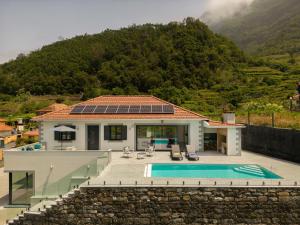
[123,146,133,158]
[34,143,42,150]
[171,144,183,160]
[137,152,146,159]
[52,125,76,150]
[145,145,155,157]
[185,145,199,161]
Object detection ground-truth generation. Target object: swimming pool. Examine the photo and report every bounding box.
[146,164,282,179]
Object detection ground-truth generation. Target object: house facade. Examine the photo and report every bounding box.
[34,96,244,155]
[4,96,245,206]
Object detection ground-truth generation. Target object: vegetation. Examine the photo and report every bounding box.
[208,0,300,55]
[0,18,245,97]
[0,18,299,129]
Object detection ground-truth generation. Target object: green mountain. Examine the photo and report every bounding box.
[205,0,300,55]
[0,18,245,96]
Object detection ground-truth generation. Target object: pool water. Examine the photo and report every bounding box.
[148,164,282,179]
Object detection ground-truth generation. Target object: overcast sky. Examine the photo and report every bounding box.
[0,0,251,64]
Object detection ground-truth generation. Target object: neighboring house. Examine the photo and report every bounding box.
[0,117,6,125]
[4,96,245,206]
[0,123,16,145]
[33,95,244,155]
[23,129,39,138]
[36,103,68,115]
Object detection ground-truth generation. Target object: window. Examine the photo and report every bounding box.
[54,125,76,141]
[104,125,127,141]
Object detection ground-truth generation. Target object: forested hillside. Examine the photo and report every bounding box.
[0,18,245,97]
[204,0,300,55]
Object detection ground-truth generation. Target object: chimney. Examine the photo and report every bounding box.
[222,112,235,124]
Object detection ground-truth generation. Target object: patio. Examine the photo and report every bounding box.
[90,150,300,186]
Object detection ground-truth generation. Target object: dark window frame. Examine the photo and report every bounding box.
[104,125,127,141]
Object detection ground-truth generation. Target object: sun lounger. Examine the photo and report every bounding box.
[171,145,183,160]
[186,145,199,160]
[123,146,133,158]
[145,145,155,157]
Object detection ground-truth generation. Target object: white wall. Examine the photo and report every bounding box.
[0,131,11,137]
[41,119,202,151]
[226,128,242,156]
[4,150,109,194]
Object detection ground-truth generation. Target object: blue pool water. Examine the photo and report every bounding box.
[150,164,282,179]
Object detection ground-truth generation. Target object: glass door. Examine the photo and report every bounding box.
[87,125,100,150]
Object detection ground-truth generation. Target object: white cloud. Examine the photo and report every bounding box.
[202,0,255,24]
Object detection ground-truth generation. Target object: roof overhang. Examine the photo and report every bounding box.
[204,121,246,129]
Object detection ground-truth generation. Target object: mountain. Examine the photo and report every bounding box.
[203,0,300,55]
[0,18,245,96]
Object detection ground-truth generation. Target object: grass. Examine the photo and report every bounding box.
[236,111,300,129]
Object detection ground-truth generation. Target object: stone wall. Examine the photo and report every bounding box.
[9,187,300,225]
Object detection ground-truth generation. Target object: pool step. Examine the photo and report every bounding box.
[234,165,265,177]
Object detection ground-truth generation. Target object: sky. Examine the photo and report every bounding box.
[0,0,253,64]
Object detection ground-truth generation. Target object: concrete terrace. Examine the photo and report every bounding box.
[89,150,300,187]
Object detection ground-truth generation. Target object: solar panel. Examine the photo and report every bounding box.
[70,105,85,114]
[117,105,129,113]
[129,105,141,113]
[152,105,163,113]
[163,105,174,114]
[94,105,107,114]
[140,105,152,113]
[70,104,174,114]
[82,105,96,113]
[105,105,118,114]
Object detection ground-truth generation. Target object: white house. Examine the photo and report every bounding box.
[4,95,245,206]
[34,95,244,155]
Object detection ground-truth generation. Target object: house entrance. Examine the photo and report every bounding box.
[87,125,99,150]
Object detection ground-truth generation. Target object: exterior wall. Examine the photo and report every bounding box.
[204,127,242,156]
[0,131,11,137]
[41,121,86,150]
[4,150,109,197]
[0,133,17,145]
[227,128,241,156]
[41,119,202,151]
[8,187,300,225]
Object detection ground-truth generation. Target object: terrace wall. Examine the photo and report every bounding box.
[8,187,300,225]
[242,125,300,163]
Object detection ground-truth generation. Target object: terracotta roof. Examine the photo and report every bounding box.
[33,95,208,121]
[37,103,68,113]
[0,118,6,122]
[0,124,13,132]
[23,129,39,137]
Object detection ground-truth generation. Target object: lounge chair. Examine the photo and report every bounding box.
[186,145,199,161]
[171,145,183,160]
[145,145,155,157]
[123,146,133,158]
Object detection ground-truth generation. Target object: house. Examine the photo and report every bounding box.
[23,129,39,142]
[33,95,244,155]
[36,103,68,115]
[4,95,245,206]
[0,122,16,145]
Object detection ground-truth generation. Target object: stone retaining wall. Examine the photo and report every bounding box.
[9,187,300,225]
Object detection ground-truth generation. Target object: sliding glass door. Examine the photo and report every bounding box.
[136,125,188,151]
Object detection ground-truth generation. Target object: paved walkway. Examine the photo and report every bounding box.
[90,150,300,187]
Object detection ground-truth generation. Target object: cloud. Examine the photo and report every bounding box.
[202,0,255,24]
